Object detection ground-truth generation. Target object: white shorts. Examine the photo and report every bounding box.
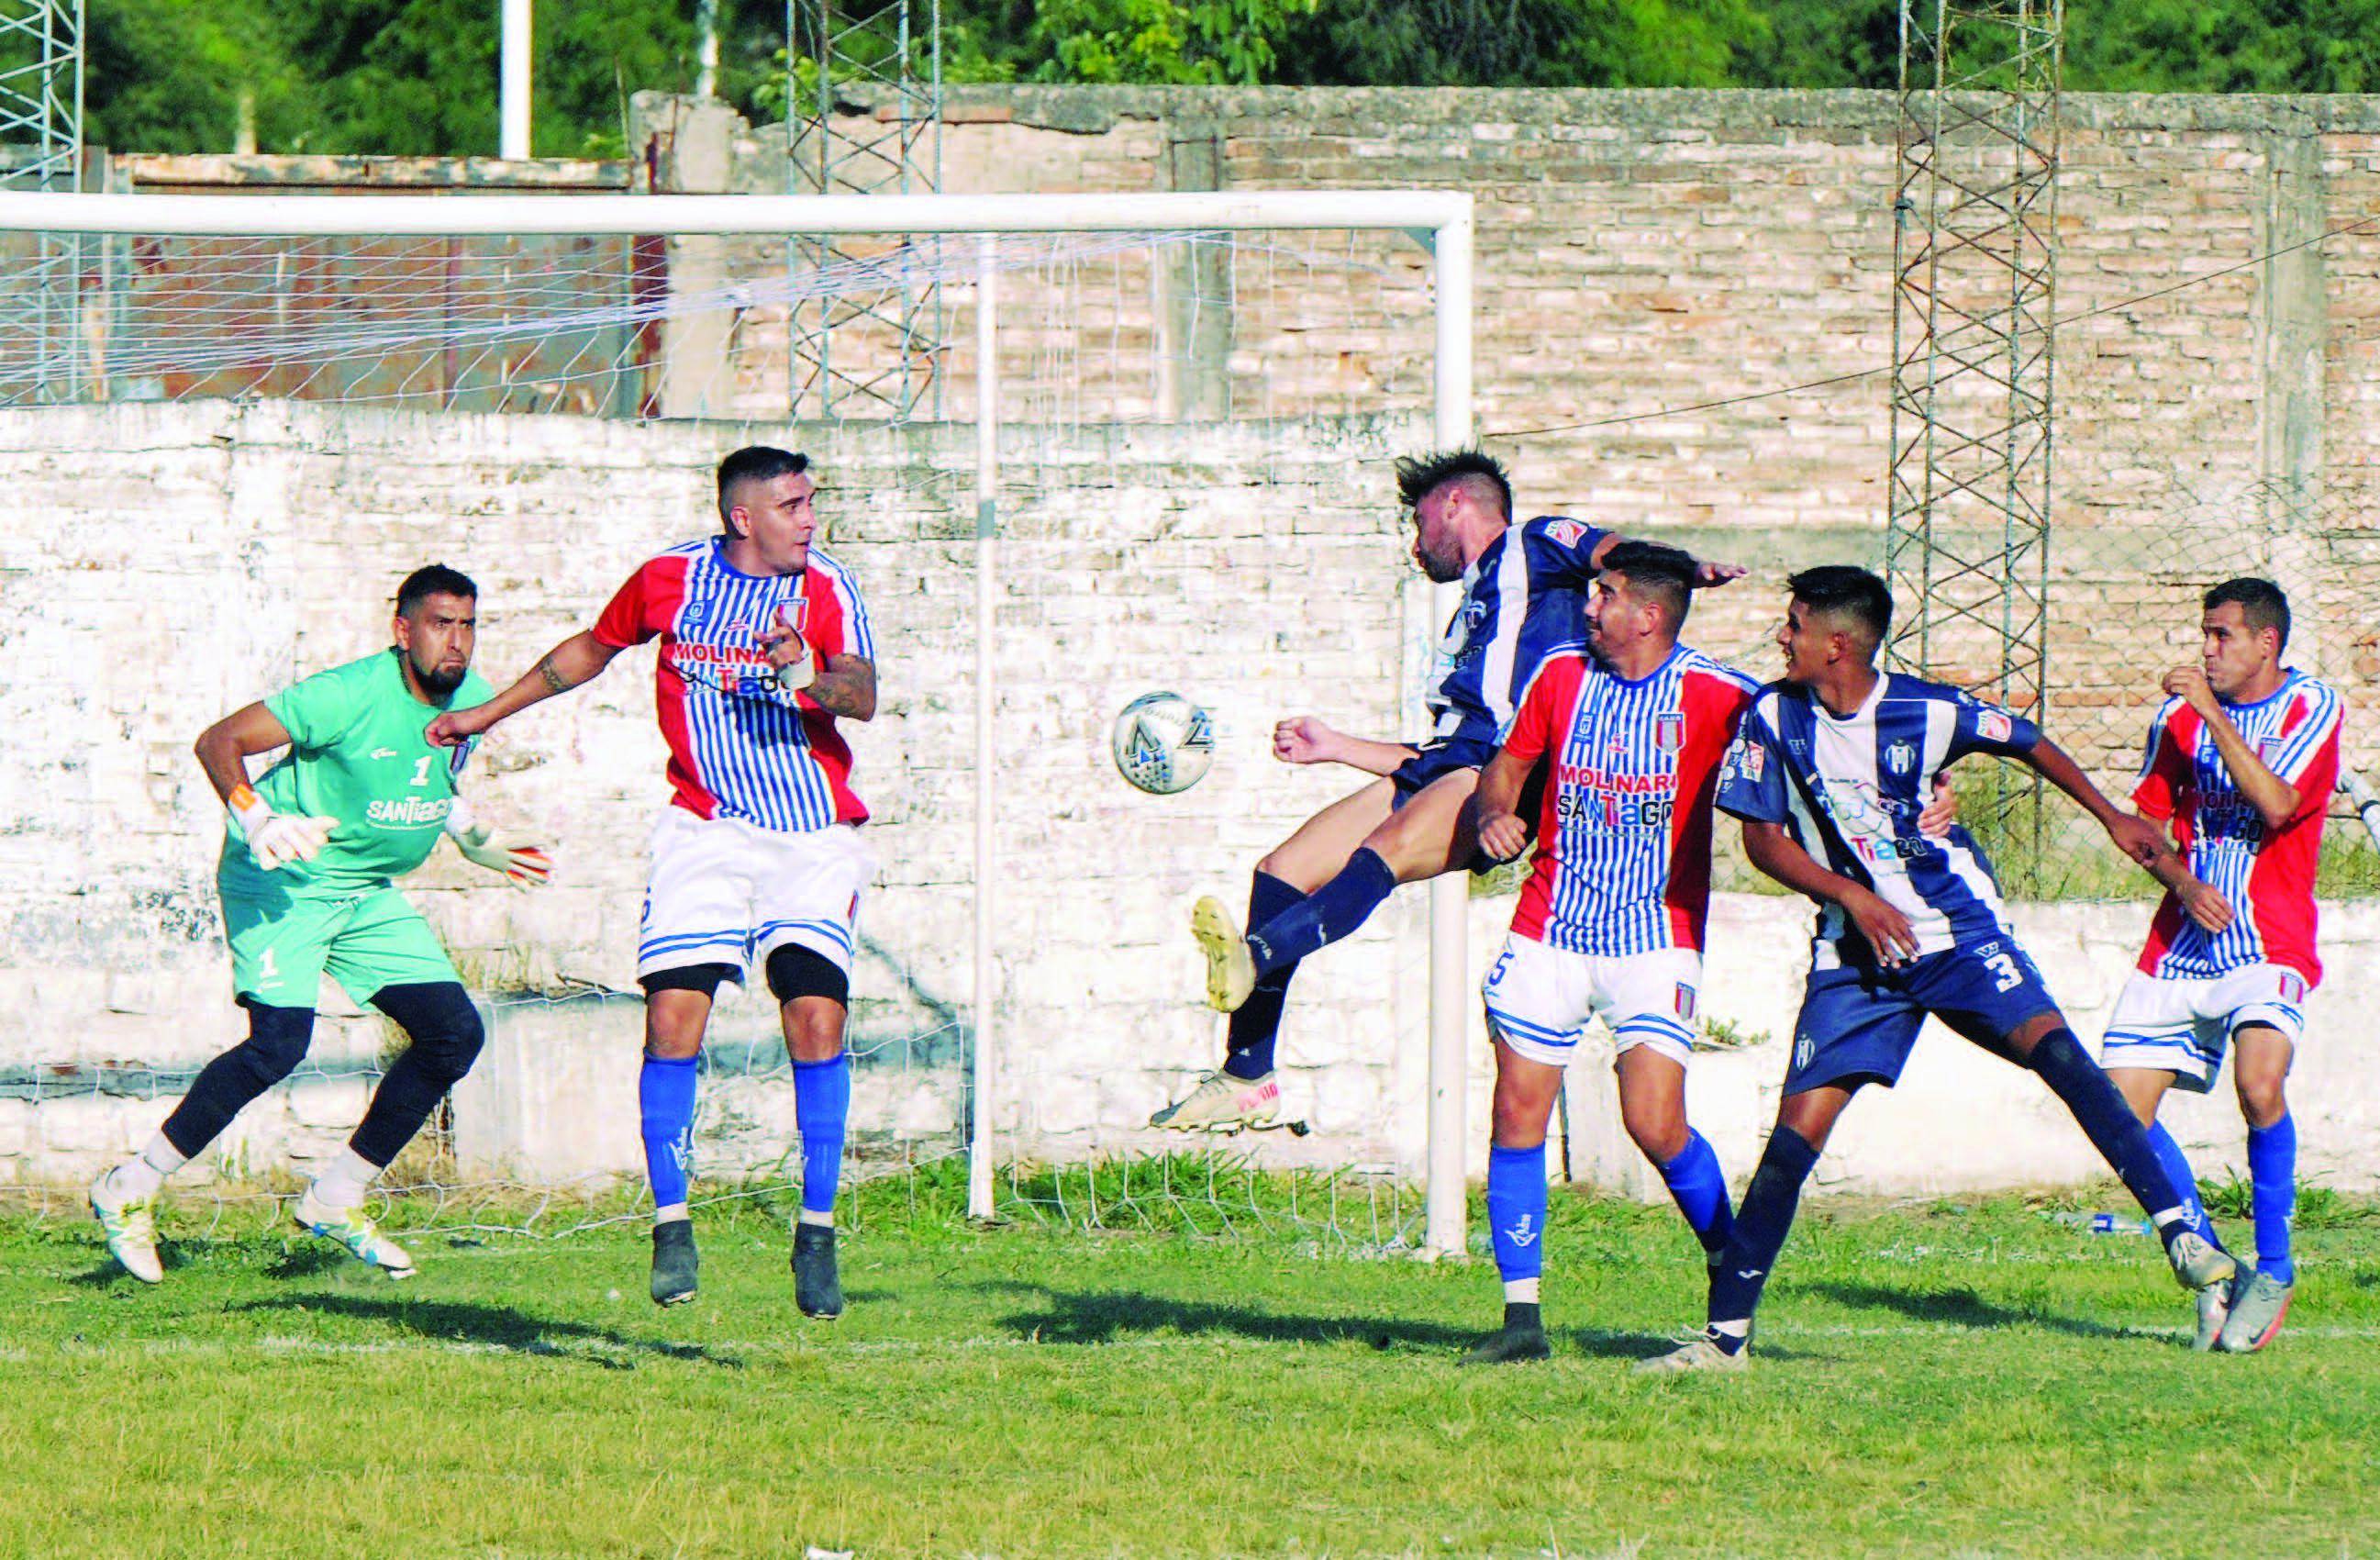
[638,808,875,985]
[1480,934,1701,1070]
[2100,964,2309,1093]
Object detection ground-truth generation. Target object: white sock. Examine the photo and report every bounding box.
[311,1147,380,1209]
[108,1134,185,1200]
[1503,1277,1540,1305]
[653,1204,691,1226]
[797,1209,834,1230]
[1710,1318,1751,1340]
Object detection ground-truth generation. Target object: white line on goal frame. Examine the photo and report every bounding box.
[0,187,1478,1254]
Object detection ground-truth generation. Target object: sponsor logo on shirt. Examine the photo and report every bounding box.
[1978,710,2013,743]
[365,796,456,828]
[1545,518,1588,549]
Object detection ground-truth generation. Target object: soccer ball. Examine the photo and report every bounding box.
[1110,692,1215,796]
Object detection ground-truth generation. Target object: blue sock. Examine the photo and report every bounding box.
[794,1051,851,1219]
[1485,1143,1547,1285]
[1660,1130,1735,1257]
[1224,871,1304,1081]
[1243,848,1398,982]
[639,1053,700,1213]
[1707,1124,1819,1333]
[2247,1113,2297,1282]
[2026,1029,2192,1235]
[2146,1120,2223,1250]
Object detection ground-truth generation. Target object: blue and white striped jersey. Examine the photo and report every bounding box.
[1715,673,2041,967]
[1424,516,1609,748]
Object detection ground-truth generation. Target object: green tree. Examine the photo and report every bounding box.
[1279,0,1766,89]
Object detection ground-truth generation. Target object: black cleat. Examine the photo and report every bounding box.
[1462,1302,1551,1365]
[650,1219,699,1307]
[794,1221,844,1319]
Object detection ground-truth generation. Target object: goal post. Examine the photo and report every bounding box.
[0,187,1475,1254]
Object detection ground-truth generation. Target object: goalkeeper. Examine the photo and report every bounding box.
[90,566,551,1285]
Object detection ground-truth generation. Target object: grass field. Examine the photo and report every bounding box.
[7,1182,2380,1559]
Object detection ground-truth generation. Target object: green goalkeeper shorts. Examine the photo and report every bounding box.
[222,878,459,1008]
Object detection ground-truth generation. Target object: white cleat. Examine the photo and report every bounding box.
[90,1169,163,1284]
[1149,1068,1281,1132]
[2192,1274,2233,1354]
[1190,896,1259,1013]
[292,1186,417,1278]
[1634,1329,1750,1376]
[2165,1230,2237,1292]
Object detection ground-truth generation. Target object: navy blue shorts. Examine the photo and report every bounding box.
[1387,735,1543,874]
[1785,936,2063,1094]
[1388,736,1497,802]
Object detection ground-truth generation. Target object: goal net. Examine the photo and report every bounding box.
[0,190,1479,1254]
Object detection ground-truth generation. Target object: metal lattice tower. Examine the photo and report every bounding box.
[1885,1,2063,736]
[784,0,942,421]
[0,0,83,403]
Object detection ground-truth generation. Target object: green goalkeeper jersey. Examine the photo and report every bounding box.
[217,649,495,900]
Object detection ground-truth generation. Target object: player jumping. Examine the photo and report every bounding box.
[1153,449,1742,1132]
[90,566,551,1284]
[1640,565,2235,1373]
[428,447,875,1319]
[2100,579,2341,1353]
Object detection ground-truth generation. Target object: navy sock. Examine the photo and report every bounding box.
[1707,1125,1820,1333]
[1243,848,1398,982]
[2026,1029,2190,1231]
[2247,1113,2296,1282]
[2146,1120,2223,1251]
[794,1051,851,1219]
[1485,1143,1547,1285]
[1223,871,1304,1081]
[639,1053,700,1212]
[1659,1130,1735,1257]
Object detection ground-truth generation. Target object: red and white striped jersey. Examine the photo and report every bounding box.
[2132,670,2341,985]
[593,539,874,834]
[1501,645,1759,956]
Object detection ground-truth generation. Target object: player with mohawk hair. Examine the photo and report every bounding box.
[1153,449,1745,1133]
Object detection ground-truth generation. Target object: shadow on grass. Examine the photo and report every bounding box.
[229,1294,744,1370]
[1810,1280,2140,1342]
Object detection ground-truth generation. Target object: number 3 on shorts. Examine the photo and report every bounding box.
[1985,951,2022,993]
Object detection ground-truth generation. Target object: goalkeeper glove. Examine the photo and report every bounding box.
[442,797,553,889]
[228,785,337,872]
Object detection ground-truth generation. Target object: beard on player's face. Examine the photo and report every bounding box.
[410,647,469,697]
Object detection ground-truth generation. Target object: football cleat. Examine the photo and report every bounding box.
[650,1219,699,1307]
[2215,1269,2293,1354]
[1149,1068,1280,1132]
[2164,1230,2237,1292]
[1633,1328,1749,1376]
[794,1222,843,1320]
[292,1186,417,1278]
[1461,1318,1551,1365]
[89,1169,163,1285]
[1189,896,1258,1013]
[2192,1272,2234,1354]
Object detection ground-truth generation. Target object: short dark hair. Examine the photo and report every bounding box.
[395,563,477,617]
[2204,576,2290,652]
[1394,448,1511,519]
[1787,564,1892,651]
[717,445,811,530]
[1599,540,1696,630]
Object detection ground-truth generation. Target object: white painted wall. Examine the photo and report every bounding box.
[3,401,2372,1198]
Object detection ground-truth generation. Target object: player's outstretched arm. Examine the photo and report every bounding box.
[1271,716,1417,775]
[427,630,621,747]
[1472,745,1534,863]
[1585,529,1747,588]
[2017,737,2167,866]
[194,703,337,872]
[1741,819,1918,966]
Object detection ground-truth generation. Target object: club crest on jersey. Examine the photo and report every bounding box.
[1885,740,1916,775]
[1655,712,1685,755]
[447,737,477,780]
[1977,710,2013,743]
[1732,740,1765,782]
[1545,518,1588,549]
